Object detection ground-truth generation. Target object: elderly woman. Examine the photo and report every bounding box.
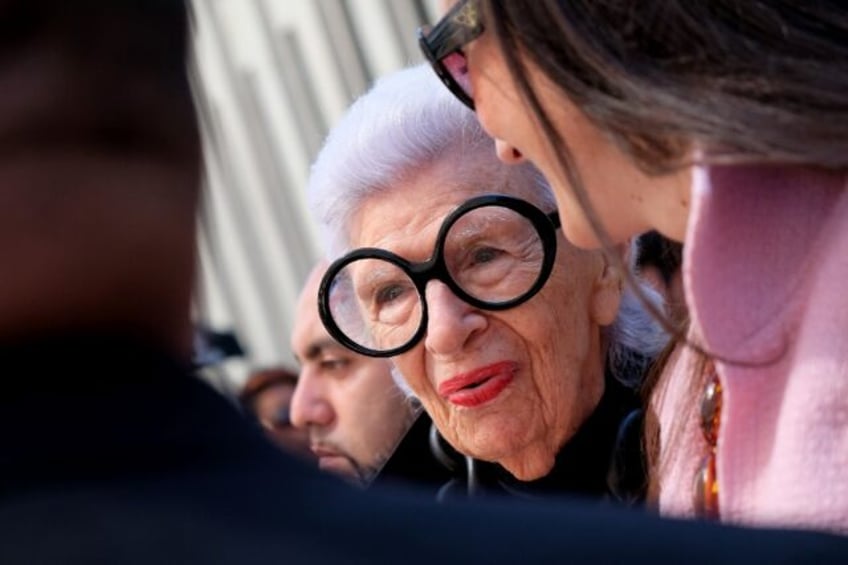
[308,65,666,502]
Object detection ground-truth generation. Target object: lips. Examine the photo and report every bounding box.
[312,446,348,471]
[311,445,340,459]
[438,361,517,408]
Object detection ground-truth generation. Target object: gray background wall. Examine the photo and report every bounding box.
[190,1,440,389]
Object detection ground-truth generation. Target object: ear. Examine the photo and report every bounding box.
[590,245,626,326]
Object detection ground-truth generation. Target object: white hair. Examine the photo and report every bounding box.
[605,268,669,388]
[308,64,552,258]
[307,64,667,394]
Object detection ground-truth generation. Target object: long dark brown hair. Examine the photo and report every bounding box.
[482,0,848,173]
[479,0,848,500]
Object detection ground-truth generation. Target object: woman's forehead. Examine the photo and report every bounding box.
[347,155,548,245]
[351,187,463,251]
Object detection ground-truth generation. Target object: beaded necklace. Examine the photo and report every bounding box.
[693,361,722,519]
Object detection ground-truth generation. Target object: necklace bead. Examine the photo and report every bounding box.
[693,366,721,519]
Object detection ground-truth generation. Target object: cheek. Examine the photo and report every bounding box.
[529,272,594,360]
[521,301,597,441]
[526,309,578,384]
[466,39,515,133]
[468,76,498,142]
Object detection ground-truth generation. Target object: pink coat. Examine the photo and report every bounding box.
[657,164,848,534]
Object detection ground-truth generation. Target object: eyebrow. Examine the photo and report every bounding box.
[354,261,403,295]
[300,338,344,363]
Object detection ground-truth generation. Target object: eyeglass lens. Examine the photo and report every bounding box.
[324,205,547,354]
[418,0,481,109]
[326,258,424,354]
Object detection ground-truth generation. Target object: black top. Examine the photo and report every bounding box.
[1,333,846,564]
[372,410,454,495]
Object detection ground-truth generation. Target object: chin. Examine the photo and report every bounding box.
[463,432,529,467]
[319,456,360,482]
[560,220,605,250]
[463,427,557,481]
[500,459,555,482]
[492,443,558,481]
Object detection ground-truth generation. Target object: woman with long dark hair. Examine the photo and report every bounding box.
[419,0,848,533]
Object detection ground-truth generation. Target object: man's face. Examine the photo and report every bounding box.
[290,263,414,486]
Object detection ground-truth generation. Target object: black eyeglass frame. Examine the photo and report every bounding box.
[318,194,562,358]
[417,0,484,110]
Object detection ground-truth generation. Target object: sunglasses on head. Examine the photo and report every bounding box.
[417,0,484,110]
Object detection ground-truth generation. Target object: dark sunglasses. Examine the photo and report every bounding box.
[417,0,484,110]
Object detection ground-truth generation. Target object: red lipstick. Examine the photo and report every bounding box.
[438,361,517,408]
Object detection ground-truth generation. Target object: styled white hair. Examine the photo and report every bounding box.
[307,64,667,394]
[308,64,552,258]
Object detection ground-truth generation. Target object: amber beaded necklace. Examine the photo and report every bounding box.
[693,361,722,519]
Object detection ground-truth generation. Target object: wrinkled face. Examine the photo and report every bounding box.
[459,28,690,247]
[348,159,622,480]
[290,265,414,487]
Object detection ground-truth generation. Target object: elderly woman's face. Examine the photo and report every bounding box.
[348,160,623,480]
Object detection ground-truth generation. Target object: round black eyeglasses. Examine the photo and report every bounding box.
[318,195,561,358]
[417,0,483,110]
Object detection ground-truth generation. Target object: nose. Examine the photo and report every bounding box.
[289,370,335,429]
[423,280,488,356]
[495,138,525,164]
